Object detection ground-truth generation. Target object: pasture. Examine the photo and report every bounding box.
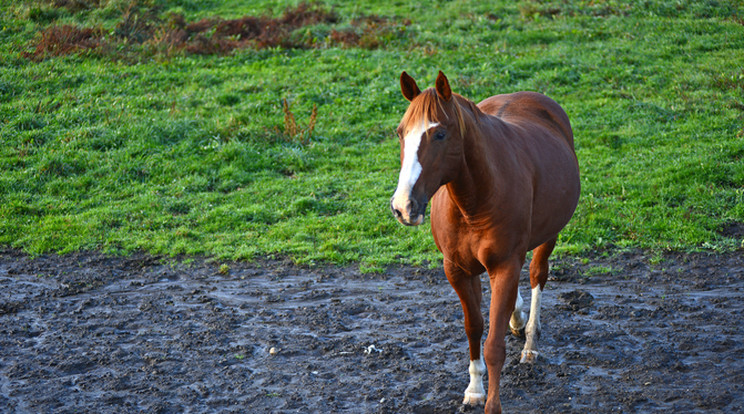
[1,1,743,413]
[1,0,742,267]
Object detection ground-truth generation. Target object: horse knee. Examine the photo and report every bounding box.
[483,339,505,368]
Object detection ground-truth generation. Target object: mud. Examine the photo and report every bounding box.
[1,249,742,413]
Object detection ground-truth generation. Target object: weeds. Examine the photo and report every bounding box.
[162,1,340,53]
[26,25,104,59]
[115,0,161,44]
[25,1,410,60]
[276,99,317,146]
[331,16,412,49]
[45,0,104,13]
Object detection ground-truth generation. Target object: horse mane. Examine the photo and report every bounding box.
[401,88,481,136]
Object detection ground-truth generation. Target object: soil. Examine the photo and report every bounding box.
[1,248,743,413]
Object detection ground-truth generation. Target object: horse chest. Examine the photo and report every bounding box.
[430,193,522,268]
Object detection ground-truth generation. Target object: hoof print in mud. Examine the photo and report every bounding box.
[558,289,594,311]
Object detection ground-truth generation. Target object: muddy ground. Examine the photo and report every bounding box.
[1,248,742,413]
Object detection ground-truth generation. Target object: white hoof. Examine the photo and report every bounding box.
[463,391,486,406]
[520,350,539,364]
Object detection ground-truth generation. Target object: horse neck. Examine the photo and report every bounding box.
[446,110,514,222]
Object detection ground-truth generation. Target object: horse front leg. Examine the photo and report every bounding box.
[444,260,486,406]
[484,256,523,414]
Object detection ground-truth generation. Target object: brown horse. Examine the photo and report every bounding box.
[390,71,580,413]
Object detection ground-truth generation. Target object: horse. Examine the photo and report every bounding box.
[389,71,580,413]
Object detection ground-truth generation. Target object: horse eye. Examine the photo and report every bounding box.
[433,131,446,141]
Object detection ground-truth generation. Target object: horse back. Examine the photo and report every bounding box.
[478,91,574,149]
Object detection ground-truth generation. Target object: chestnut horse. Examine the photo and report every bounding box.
[390,71,580,413]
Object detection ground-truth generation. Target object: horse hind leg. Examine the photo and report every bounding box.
[509,289,527,337]
[520,237,557,364]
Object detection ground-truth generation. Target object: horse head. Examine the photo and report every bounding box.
[390,71,470,226]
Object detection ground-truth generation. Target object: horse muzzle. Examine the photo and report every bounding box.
[390,195,425,226]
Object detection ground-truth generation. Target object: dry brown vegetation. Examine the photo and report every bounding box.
[26,24,104,58]
[155,2,340,54]
[278,98,318,145]
[26,1,410,60]
[47,0,104,13]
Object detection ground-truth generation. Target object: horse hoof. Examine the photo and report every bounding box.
[520,350,539,364]
[463,392,486,406]
[510,325,525,338]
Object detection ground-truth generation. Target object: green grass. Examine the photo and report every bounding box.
[1,0,743,270]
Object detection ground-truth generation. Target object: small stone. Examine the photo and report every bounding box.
[269,347,279,356]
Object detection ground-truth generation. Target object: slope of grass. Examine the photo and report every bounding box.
[1,0,743,269]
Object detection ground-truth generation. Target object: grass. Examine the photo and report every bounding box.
[1,0,743,270]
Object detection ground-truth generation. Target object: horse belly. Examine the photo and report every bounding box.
[528,147,580,250]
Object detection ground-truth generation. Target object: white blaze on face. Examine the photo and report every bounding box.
[391,121,439,219]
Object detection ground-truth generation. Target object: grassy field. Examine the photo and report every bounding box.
[1,0,742,270]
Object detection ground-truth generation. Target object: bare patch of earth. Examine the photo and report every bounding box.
[1,249,742,413]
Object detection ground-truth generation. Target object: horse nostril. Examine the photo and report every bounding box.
[390,199,401,217]
[408,199,418,215]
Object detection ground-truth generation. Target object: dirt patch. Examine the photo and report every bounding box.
[718,221,744,240]
[1,249,743,413]
[26,2,411,60]
[557,289,594,311]
[157,2,341,54]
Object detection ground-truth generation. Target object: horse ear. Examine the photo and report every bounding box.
[435,70,452,101]
[400,71,421,102]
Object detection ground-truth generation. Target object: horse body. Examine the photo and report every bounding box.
[431,91,579,262]
[391,72,579,414]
